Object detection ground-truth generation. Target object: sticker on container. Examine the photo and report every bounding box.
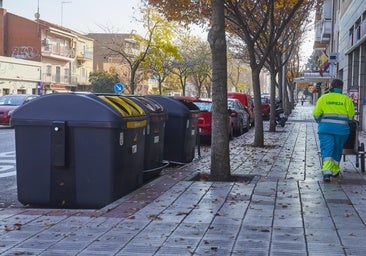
[131,144,137,154]
[119,132,124,146]
[154,136,159,144]
[191,129,195,136]
[186,120,189,128]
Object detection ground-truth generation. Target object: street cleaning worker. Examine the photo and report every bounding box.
[313,79,355,182]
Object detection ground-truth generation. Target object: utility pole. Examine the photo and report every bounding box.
[61,1,72,27]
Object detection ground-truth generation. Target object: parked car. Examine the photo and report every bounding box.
[227,92,255,127]
[193,100,234,140]
[227,98,250,136]
[261,97,270,120]
[0,94,39,126]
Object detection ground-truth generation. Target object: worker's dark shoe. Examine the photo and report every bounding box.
[332,172,340,178]
[322,170,332,182]
[323,174,331,182]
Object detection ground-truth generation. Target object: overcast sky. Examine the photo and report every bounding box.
[2,0,313,62]
[2,0,144,34]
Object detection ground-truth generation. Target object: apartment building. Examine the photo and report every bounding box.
[337,0,366,130]
[314,0,366,129]
[0,56,42,95]
[0,8,93,95]
[88,33,151,95]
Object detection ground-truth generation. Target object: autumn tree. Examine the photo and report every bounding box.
[265,27,302,132]
[101,6,171,94]
[208,0,230,180]
[149,0,315,146]
[89,71,120,93]
[147,0,315,177]
[148,0,231,179]
[227,50,251,93]
[142,10,181,95]
[188,38,212,97]
[261,3,314,132]
[170,47,193,96]
[224,1,314,146]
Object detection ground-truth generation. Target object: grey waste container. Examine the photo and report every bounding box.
[11,93,147,209]
[125,96,168,181]
[146,95,199,164]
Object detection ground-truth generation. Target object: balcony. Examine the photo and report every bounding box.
[42,44,75,61]
[76,50,93,62]
[320,19,331,43]
[42,73,76,85]
[314,20,322,43]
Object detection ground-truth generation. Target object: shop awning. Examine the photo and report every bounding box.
[294,73,332,83]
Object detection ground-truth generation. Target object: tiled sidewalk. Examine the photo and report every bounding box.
[1,103,366,255]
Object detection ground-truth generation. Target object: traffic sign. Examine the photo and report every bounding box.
[114,83,124,93]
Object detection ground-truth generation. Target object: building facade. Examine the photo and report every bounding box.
[337,0,366,130]
[0,8,93,95]
[302,0,366,130]
[0,56,41,95]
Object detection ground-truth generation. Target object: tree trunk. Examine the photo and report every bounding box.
[158,80,163,95]
[252,68,264,146]
[269,70,277,132]
[130,68,136,95]
[284,80,291,115]
[278,61,283,107]
[208,0,230,180]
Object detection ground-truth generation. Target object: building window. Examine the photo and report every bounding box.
[3,88,10,95]
[56,66,61,83]
[71,63,76,74]
[64,68,69,83]
[349,27,354,47]
[81,67,86,83]
[55,39,61,55]
[355,20,361,41]
[46,65,52,76]
[363,12,366,36]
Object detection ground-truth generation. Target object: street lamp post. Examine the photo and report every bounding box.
[61,1,72,27]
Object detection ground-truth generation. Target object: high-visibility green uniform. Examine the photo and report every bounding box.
[313,89,355,176]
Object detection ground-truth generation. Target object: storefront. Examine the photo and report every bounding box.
[0,56,41,95]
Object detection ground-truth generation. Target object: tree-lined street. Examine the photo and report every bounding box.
[1,104,366,255]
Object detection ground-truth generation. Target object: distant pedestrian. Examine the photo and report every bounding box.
[301,96,305,106]
[313,79,355,182]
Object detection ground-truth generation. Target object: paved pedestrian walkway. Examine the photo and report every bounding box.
[1,102,366,255]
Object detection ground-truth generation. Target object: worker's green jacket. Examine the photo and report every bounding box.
[313,91,355,135]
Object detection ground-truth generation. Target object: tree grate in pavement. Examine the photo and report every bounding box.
[326,198,353,205]
[187,172,256,183]
[337,178,366,185]
[289,119,316,123]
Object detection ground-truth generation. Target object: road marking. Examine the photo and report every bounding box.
[0,160,16,164]
[0,151,16,178]
[0,151,15,157]
[0,172,16,178]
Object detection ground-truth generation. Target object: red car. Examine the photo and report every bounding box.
[0,94,39,126]
[227,92,255,127]
[261,97,270,120]
[193,100,234,140]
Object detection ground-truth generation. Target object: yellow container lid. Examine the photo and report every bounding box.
[98,95,145,117]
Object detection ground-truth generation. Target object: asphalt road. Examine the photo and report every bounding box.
[0,126,22,208]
